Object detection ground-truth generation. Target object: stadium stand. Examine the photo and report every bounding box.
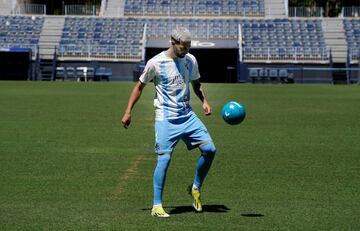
[242,18,328,62]
[146,18,239,40]
[0,15,331,81]
[0,15,44,59]
[59,17,144,61]
[2,1,358,83]
[344,18,360,63]
[124,0,265,17]
[146,17,328,63]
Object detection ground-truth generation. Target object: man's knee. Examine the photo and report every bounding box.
[157,153,171,164]
[199,142,216,155]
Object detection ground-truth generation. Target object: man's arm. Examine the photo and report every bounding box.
[191,79,212,116]
[121,81,146,128]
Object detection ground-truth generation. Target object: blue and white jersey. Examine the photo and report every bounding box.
[139,51,200,121]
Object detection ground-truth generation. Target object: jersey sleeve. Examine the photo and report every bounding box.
[190,55,200,80]
[139,59,156,84]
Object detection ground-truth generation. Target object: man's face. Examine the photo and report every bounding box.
[173,40,191,58]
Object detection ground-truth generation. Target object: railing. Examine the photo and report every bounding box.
[238,24,243,62]
[342,7,360,17]
[12,3,104,16]
[64,5,99,16]
[141,23,147,61]
[0,43,38,60]
[58,44,141,61]
[243,47,329,63]
[125,5,265,17]
[289,7,323,17]
[348,49,360,63]
[13,4,46,15]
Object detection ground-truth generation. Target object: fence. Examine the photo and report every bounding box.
[289,7,323,17]
[125,5,265,17]
[12,4,102,16]
[348,49,360,64]
[57,44,142,62]
[243,47,329,63]
[64,5,100,16]
[13,4,46,15]
[342,7,360,17]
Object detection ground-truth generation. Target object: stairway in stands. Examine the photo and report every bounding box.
[322,18,347,63]
[264,0,287,17]
[38,16,65,80]
[322,18,348,83]
[0,0,12,15]
[104,0,125,17]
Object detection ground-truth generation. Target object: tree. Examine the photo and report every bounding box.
[288,0,356,17]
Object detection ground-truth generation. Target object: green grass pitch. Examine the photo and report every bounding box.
[0,81,359,230]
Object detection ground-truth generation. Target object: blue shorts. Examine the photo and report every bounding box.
[154,111,213,154]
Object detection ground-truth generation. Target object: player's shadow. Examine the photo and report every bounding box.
[241,213,265,217]
[167,204,230,214]
[142,204,230,214]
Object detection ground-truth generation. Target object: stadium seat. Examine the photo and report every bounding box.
[55,67,66,81]
[278,69,290,83]
[94,67,108,81]
[258,68,269,83]
[75,66,95,81]
[65,67,76,80]
[268,68,279,83]
[248,68,259,83]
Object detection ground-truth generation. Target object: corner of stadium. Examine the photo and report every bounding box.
[1,0,359,84]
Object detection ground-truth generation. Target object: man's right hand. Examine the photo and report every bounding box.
[121,81,146,129]
[121,113,131,129]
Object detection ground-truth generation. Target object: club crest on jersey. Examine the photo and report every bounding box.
[170,74,185,87]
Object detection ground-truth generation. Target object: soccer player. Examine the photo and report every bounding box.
[121,28,216,218]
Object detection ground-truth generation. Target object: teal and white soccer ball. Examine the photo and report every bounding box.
[221,101,246,125]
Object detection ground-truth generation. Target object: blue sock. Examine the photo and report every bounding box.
[153,153,171,206]
[193,142,216,189]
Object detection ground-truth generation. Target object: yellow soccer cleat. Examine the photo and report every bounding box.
[188,185,203,212]
[151,205,170,218]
